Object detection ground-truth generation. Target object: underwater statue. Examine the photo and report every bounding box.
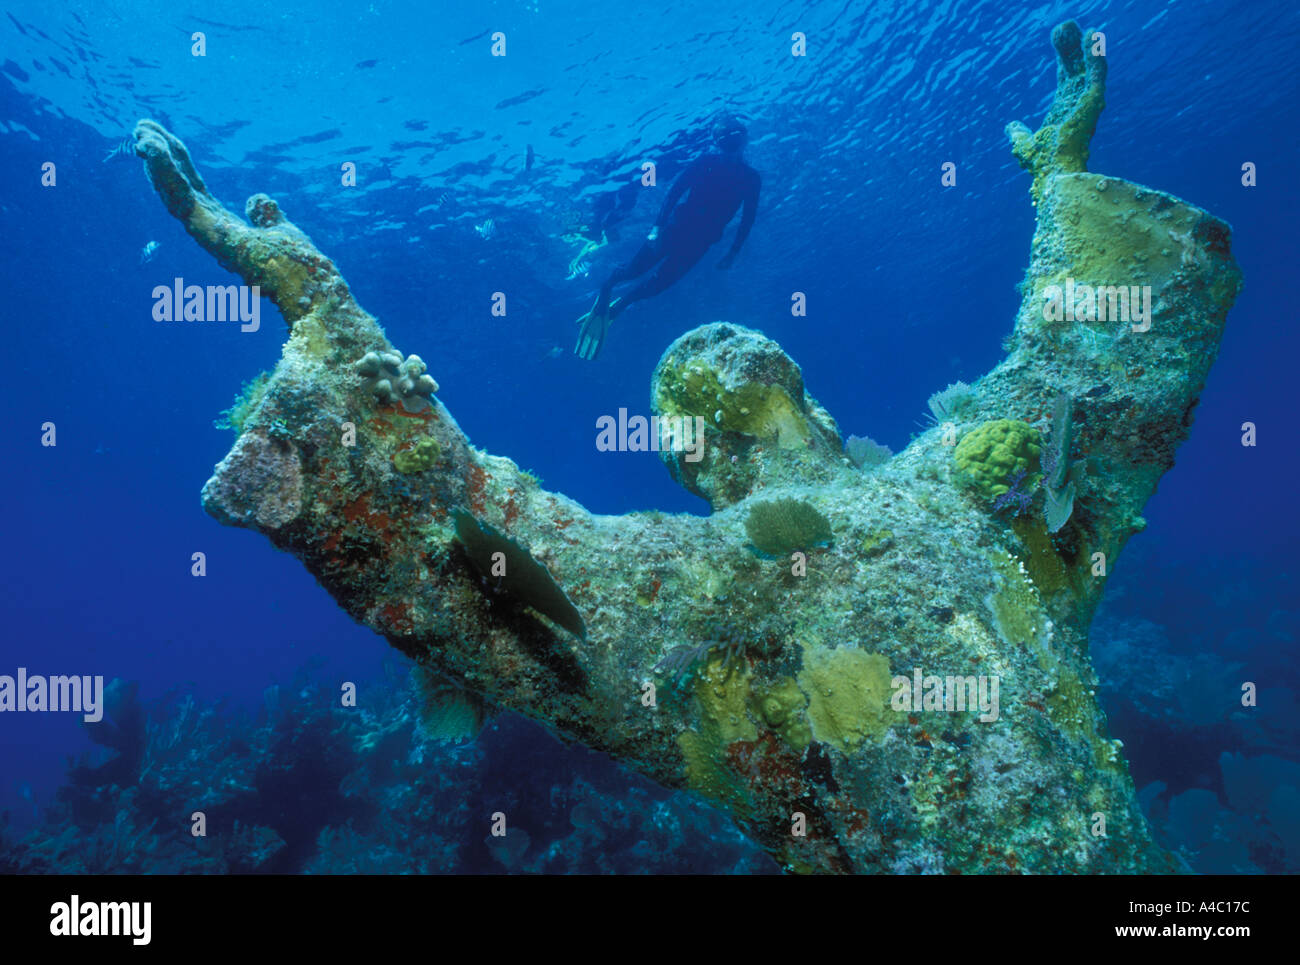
[131,21,1239,873]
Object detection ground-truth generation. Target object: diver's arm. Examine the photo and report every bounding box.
[718,171,760,268]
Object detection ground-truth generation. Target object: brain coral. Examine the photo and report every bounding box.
[954,419,1042,499]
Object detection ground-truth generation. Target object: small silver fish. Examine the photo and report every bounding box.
[475,218,495,240]
[140,241,160,264]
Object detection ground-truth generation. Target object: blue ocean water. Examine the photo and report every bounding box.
[0,0,1296,872]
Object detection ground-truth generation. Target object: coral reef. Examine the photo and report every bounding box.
[1089,592,1300,875]
[126,20,1241,873]
[1138,756,1300,874]
[1,670,769,874]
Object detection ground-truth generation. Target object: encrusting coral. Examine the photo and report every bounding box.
[130,21,1240,874]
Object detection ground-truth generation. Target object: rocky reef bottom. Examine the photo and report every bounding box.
[0,665,776,875]
[6,553,1298,876]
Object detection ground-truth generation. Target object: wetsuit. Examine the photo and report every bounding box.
[601,152,760,311]
[574,148,760,360]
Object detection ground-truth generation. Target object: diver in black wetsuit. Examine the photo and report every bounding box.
[574,115,761,360]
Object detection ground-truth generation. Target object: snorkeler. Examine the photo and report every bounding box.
[574,115,761,360]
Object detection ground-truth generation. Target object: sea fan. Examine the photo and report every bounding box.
[926,381,973,424]
[846,434,893,469]
[1042,394,1076,532]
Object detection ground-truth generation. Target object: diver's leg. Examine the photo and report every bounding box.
[595,239,664,313]
[608,246,708,320]
[576,239,667,359]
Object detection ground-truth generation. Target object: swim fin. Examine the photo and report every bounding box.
[574,304,611,360]
[574,298,625,360]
